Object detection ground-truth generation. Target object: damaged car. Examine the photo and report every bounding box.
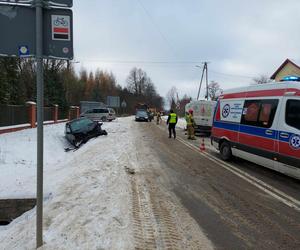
[65,117,107,148]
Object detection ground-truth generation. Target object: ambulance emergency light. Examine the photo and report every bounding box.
[281,75,300,82]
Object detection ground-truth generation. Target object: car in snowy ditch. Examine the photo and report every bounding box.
[65,117,107,147]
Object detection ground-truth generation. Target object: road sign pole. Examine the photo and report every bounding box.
[35,0,44,248]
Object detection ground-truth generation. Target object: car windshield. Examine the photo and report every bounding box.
[70,118,94,132]
[137,111,147,116]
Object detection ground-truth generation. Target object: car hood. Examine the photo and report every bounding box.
[71,122,97,134]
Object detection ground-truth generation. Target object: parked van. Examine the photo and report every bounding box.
[211,81,300,180]
[185,100,217,133]
[81,108,116,122]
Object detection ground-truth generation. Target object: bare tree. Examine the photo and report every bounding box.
[166,86,178,110]
[252,75,272,84]
[207,81,223,101]
[126,67,148,95]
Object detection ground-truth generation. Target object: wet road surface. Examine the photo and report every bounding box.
[132,120,300,249]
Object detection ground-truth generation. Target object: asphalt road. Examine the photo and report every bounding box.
[133,120,300,250]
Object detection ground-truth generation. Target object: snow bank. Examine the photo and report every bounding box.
[0,122,72,198]
[0,117,135,249]
[162,115,186,130]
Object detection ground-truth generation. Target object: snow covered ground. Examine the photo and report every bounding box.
[0,117,136,249]
[162,115,186,130]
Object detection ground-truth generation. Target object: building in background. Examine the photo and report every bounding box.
[271,59,300,81]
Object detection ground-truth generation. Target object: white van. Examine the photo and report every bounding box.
[211,81,300,180]
[81,108,116,122]
[185,100,217,133]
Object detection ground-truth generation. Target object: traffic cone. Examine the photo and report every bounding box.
[200,137,206,152]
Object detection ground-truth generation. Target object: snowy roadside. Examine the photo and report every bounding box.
[0,117,136,249]
[162,115,186,130]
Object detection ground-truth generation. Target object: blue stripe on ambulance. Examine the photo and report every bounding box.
[213,121,294,142]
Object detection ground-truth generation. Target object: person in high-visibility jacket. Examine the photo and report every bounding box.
[166,109,178,139]
[186,109,196,140]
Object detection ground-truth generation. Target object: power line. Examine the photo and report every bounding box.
[136,0,178,59]
[76,58,203,65]
[75,58,259,79]
[210,70,255,79]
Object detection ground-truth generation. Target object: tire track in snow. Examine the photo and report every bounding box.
[148,186,182,250]
[131,176,157,249]
[130,175,185,250]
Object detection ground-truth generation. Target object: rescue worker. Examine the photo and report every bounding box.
[186,109,196,140]
[156,111,161,125]
[166,109,178,139]
[184,111,189,132]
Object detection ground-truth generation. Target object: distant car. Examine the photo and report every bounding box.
[135,110,149,122]
[80,108,116,122]
[148,111,154,122]
[65,117,107,147]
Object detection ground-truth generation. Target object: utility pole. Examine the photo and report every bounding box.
[196,62,210,100]
[35,0,44,247]
[205,62,209,100]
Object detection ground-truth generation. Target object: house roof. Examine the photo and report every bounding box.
[270,58,300,79]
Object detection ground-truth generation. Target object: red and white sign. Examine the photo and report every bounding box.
[51,15,70,41]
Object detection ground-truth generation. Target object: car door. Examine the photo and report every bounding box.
[101,108,109,120]
[239,99,279,168]
[275,97,300,170]
[90,109,99,121]
[83,110,93,119]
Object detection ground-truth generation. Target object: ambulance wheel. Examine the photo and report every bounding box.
[220,141,232,161]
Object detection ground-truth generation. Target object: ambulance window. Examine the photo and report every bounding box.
[242,101,260,124]
[259,103,272,123]
[286,100,300,130]
[241,99,278,127]
[258,100,278,127]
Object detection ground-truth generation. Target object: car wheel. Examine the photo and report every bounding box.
[220,141,232,161]
[74,140,82,148]
[101,116,107,122]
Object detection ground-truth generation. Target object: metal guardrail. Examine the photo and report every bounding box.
[0,104,29,126]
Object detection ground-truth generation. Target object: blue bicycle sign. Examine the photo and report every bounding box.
[54,16,68,27]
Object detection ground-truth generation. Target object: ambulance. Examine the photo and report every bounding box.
[185,100,217,134]
[211,81,300,180]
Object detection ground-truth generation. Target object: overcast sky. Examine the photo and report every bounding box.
[72,0,300,99]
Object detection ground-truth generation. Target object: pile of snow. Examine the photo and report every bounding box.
[162,115,186,130]
[0,117,136,249]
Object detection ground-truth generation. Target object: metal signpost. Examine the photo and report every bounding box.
[0,0,72,6]
[45,0,72,7]
[121,100,127,114]
[35,1,44,247]
[0,0,73,248]
[107,96,120,108]
[0,5,73,59]
[121,100,127,108]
